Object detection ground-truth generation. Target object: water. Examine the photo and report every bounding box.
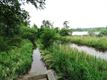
[72,31,88,36]
[29,48,47,75]
[72,31,100,36]
[70,44,107,60]
[18,48,48,80]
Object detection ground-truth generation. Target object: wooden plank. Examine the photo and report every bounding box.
[27,74,47,80]
[47,70,56,80]
[39,78,47,80]
[18,74,48,80]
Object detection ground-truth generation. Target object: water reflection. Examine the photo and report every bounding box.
[29,48,47,75]
[70,44,107,60]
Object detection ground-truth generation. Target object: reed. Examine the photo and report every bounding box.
[64,36,107,51]
[42,44,107,80]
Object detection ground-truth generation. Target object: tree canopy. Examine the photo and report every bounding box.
[0,0,46,51]
[0,0,46,37]
[0,0,46,9]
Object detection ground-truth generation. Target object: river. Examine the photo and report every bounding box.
[70,44,107,60]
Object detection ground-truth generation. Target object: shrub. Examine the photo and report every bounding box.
[0,37,9,52]
[100,29,107,36]
[0,40,32,80]
[60,28,70,36]
[42,44,107,80]
[40,28,57,48]
[64,36,107,51]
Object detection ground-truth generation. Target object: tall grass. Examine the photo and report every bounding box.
[0,40,32,80]
[63,36,107,51]
[42,44,107,80]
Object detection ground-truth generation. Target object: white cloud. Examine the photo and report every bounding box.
[22,0,107,28]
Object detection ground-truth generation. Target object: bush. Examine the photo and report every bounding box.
[100,29,107,36]
[20,26,37,48]
[60,28,70,36]
[40,28,57,48]
[0,37,9,52]
[42,44,107,80]
[0,40,32,80]
[0,36,22,52]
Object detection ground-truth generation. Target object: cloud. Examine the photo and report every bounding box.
[22,0,107,28]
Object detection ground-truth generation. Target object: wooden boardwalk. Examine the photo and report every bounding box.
[18,48,56,80]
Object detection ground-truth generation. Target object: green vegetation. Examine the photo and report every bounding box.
[36,22,61,49]
[0,24,38,80]
[39,28,58,48]
[63,36,107,51]
[100,29,107,36]
[0,0,45,52]
[20,25,38,48]
[42,44,107,80]
[59,28,71,36]
[1,0,107,80]
[0,40,32,80]
[37,27,107,80]
[59,21,72,36]
[0,0,46,79]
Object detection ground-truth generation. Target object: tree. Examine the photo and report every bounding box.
[63,21,69,29]
[25,0,46,9]
[0,4,29,37]
[33,24,38,29]
[41,20,53,28]
[40,28,57,48]
[21,25,37,48]
[0,0,46,37]
[60,28,69,36]
[60,21,71,36]
[0,0,46,51]
[0,0,46,9]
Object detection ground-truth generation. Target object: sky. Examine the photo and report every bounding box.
[22,0,107,28]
